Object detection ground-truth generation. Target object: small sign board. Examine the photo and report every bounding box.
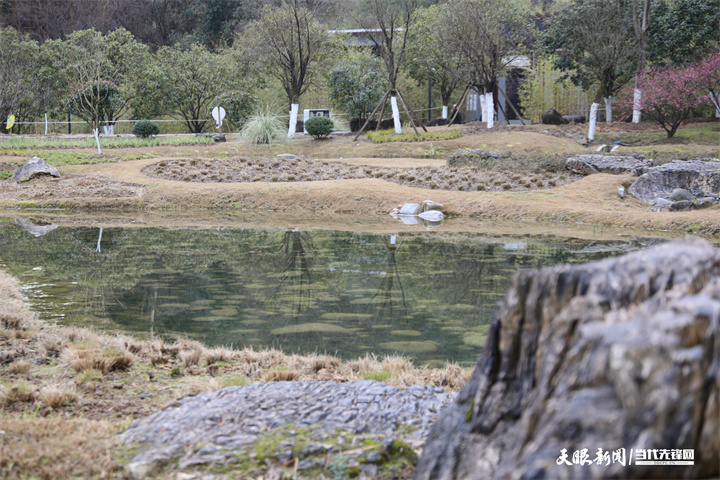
[303,109,330,134]
[212,106,226,129]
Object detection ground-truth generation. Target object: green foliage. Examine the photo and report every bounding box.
[366,129,463,143]
[519,55,595,121]
[214,90,257,129]
[327,50,388,119]
[132,120,160,138]
[544,0,636,99]
[406,4,468,106]
[66,81,124,129]
[63,28,150,130]
[0,28,40,133]
[648,0,720,65]
[239,106,287,144]
[304,116,334,139]
[135,44,239,133]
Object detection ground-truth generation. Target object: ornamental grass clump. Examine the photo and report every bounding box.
[239,106,287,145]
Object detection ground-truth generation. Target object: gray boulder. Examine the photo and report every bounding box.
[565,154,652,176]
[196,133,226,142]
[414,238,720,480]
[669,188,695,202]
[629,158,720,204]
[422,200,443,212]
[14,157,60,183]
[562,114,585,124]
[541,108,568,125]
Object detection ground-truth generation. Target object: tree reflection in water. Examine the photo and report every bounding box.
[273,228,316,317]
[371,234,408,321]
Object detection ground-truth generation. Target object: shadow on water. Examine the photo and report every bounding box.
[1,214,667,366]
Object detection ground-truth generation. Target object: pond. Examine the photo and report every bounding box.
[0,218,660,366]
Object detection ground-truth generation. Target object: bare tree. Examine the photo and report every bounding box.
[359,0,418,133]
[445,0,532,128]
[241,0,338,137]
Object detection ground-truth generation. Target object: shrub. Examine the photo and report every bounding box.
[239,106,287,144]
[304,116,334,139]
[132,120,160,138]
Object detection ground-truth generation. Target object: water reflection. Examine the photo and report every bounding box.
[0,222,657,365]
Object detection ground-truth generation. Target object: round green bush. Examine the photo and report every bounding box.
[304,116,334,139]
[132,120,160,138]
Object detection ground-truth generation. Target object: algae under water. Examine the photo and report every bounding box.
[0,220,657,365]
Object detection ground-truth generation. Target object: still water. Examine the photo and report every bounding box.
[0,221,653,366]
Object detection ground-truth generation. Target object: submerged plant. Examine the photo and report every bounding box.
[239,105,287,145]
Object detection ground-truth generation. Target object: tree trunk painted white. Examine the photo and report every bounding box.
[604,96,613,123]
[93,128,101,154]
[588,102,600,141]
[710,92,720,118]
[95,227,103,253]
[44,113,48,135]
[390,96,402,133]
[442,105,448,119]
[632,89,642,123]
[485,92,494,129]
[288,103,299,138]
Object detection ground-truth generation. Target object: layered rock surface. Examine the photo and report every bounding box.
[629,158,720,203]
[565,154,652,176]
[414,237,720,480]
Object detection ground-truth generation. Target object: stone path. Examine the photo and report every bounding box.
[119,380,454,479]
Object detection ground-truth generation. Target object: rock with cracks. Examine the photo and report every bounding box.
[629,158,720,203]
[14,156,60,183]
[565,154,652,176]
[414,237,720,480]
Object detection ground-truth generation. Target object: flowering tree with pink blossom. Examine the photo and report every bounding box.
[621,60,710,138]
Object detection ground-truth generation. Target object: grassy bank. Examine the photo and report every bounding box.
[0,269,471,479]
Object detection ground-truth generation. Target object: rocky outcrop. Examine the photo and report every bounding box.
[629,158,720,204]
[14,157,60,183]
[119,380,452,478]
[565,154,652,176]
[415,237,720,480]
[541,108,568,125]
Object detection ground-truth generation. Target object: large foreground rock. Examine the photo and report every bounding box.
[14,156,60,183]
[565,154,652,176]
[629,158,720,203]
[415,237,719,480]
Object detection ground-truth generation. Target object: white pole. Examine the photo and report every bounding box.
[44,113,48,135]
[288,103,299,138]
[441,105,448,119]
[93,128,102,154]
[632,89,642,123]
[485,92,494,129]
[588,102,599,141]
[390,96,402,133]
[604,96,613,123]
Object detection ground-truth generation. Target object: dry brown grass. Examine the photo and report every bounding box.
[9,360,31,375]
[63,347,134,374]
[0,380,36,405]
[0,418,119,480]
[264,370,300,382]
[38,384,79,408]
